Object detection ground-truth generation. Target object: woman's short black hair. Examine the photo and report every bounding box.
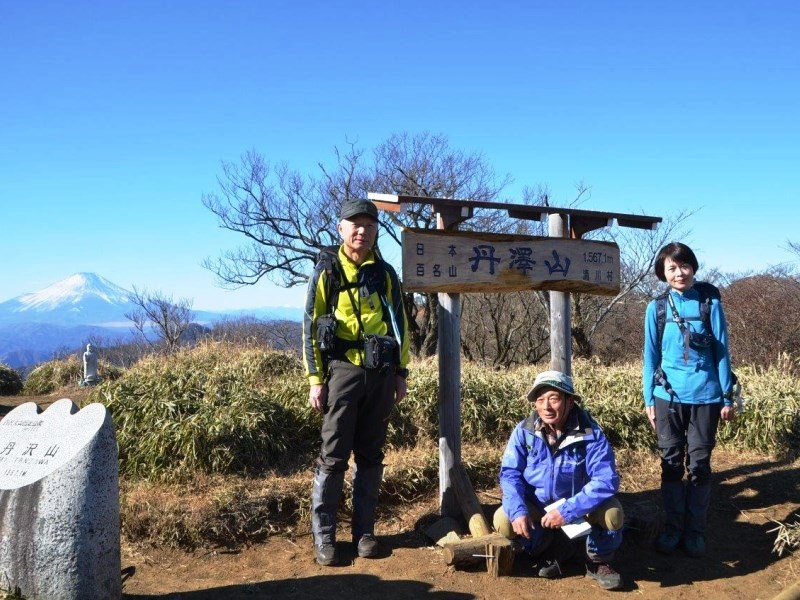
[654,242,699,282]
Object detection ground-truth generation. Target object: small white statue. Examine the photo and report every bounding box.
[81,344,101,386]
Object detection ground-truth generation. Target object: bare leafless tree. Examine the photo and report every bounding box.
[724,269,800,368]
[201,133,699,365]
[461,291,551,366]
[567,209,696,358]
[125,287,195,354]
[208,316,301,353]
[85,333,146,368]
[369,133,514,356]
[202,132,513,358]
[201,149,355,288]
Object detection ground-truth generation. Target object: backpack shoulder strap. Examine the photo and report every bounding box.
[317,245,343,313]
[693,281,738,393]
[693,281,721,301]
[655,291,669,350]
[382,259,399,299]
[693,281,721,331]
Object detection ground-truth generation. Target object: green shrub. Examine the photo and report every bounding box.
[96,341,800,483]
[386,360,532,448]
[101,344,800,549]
[572,361,657,451]
[23,356,82,394]
[21,356,129,395]
[92,342,318,481]
[98,362,124,382]
[715,363,800,457]
[0,363,23,396]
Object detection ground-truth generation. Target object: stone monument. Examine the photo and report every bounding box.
[0,399,121,599]
[81,343,101,386]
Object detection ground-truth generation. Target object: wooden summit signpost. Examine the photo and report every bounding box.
[402,228,621,296]
[369,193,660,576]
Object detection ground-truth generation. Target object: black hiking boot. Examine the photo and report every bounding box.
[355,533,381,558]
[314,543,337,566]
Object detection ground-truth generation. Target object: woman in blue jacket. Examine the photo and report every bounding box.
[643,242,737,558]
[494,370,624,590]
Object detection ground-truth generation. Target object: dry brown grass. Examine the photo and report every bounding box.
[120,442,506,550]
[119,443,673,551]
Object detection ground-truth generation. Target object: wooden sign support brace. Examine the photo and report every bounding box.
[485,536,515,577]
[449,463,491,537]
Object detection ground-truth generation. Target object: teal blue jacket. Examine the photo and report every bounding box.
[642,284,734,407]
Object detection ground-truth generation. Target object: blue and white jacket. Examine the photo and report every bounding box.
[642,284,734,407]
[499,406,620,525]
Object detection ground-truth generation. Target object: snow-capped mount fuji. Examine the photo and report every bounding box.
[0,272,138,326]
[0,273,303,368]
[17,272,131,310]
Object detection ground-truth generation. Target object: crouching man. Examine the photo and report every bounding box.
[493,370,625,590]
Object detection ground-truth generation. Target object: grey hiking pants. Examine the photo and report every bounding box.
[316,359,396,474]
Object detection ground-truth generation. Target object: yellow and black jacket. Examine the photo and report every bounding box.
[303,246,410,386]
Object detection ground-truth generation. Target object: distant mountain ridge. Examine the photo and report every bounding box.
[0,273,303,368]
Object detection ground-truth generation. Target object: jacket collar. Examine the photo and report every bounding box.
[523,406,596,450]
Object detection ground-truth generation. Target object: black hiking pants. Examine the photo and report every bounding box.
[655,397,721,485]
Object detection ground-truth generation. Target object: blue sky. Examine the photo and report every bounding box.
[2,1,798,310]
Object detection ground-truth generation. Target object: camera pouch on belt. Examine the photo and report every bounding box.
[363,334,398,371]
[316,314,339,354]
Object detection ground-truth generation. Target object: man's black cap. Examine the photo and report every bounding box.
[339,198,378,221]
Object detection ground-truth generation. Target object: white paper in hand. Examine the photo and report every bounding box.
[544,498,592,539]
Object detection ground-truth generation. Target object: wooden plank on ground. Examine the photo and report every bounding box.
[442,533,511,567]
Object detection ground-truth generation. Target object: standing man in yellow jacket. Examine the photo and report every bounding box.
[302,198,410,566]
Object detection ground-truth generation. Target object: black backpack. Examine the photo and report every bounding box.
[655,281,719,349]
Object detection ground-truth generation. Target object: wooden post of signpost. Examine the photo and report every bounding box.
[438,207,463,519]
[549,212,571,374]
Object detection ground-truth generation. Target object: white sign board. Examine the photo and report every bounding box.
[0,399,108,490]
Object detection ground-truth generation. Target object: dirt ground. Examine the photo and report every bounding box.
[4,393,800,599]
[117,450,800,600]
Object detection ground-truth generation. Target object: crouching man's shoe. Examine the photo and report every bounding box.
[314,543,337,566]
[585,561,623,590]
[356,534,381,558]
[535,558,563,579]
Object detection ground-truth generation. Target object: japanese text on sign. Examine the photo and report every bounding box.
[402,229,620,296]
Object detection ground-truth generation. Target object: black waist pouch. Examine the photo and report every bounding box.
[316,314,339,353]
[363,334,398,371]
